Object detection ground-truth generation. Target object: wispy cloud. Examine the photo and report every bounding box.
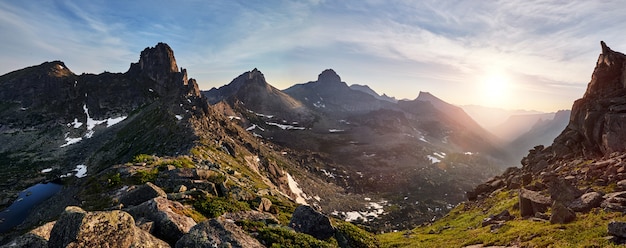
[0,0,624,111]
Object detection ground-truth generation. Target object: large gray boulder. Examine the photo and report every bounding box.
[519,188,551,217]
[2,220,57,247]
[119,182,167,207]
[48,206,169,248]
[568,191,603,212]
[126,197,197,244]
[288,205,335,240]
[175,217,264,248]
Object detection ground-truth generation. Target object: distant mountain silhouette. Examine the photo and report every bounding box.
[349,84,397,103]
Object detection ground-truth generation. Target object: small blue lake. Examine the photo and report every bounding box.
[0,182,62,233]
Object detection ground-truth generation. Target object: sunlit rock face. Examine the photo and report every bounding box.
[550,41,626,158]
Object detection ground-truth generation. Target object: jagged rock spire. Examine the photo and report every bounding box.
[545,41,626,158]
[317,69,341,84]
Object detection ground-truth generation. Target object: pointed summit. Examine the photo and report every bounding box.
[317,69,341,84]
[137,42,178,73]
[549,41,626,157]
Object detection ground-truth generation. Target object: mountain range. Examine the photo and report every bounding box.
[0,41,589,247]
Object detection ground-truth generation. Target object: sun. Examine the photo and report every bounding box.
[480,72,511,106]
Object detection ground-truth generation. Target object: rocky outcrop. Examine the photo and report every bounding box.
[1,221,55,248]
[119,182,167,207]
[175,217,264,248]
[519,189,551,217]
[550,41,626,158]
[48,206,169,248]
[126,197,197,244]
[288,205,335,240]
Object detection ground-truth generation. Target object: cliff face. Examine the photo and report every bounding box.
[542,42,626,161]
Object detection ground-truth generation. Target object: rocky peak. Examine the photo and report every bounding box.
[245,68,267,85]
[135,42,179,74]
[539,42,626,159]
[584,41,626,98]
[46,61,74,78]
[317,69,341,84]
[127,43,201,99]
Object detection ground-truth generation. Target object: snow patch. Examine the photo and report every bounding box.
[255,113,274,118]
[419,136,429,143]
[41,168,53,173]
[320,169,336,178]
[336,200,387,222]
[228,116,241,120]
[287,173,308,205]
[464,152,474,155]
[433,152,446,158]
[267,122,305,130]
[68,118,83,128]
[73,165,87,178]
[427,155,441,164]
[60,132,83,147]
[106,116,127,127]
[246,124,265,132]
[149,88,154,92]
[313,101,325,108]
[328,129,344,133]
[175,115,183,120]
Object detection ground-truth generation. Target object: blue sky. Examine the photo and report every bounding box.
[1,0,625,112]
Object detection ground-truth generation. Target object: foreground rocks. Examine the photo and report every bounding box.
[176,217,264,248]
[126,196,197,244]
[2,206,171,248]
[119,182,167,207]
[289,205,335,240]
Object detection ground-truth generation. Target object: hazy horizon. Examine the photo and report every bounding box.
[2,1,625,112]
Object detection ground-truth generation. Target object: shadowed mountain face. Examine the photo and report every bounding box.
[0,43,208,195]
[203,69,314,123]
[283,69,396,115]
[349,84,398,103]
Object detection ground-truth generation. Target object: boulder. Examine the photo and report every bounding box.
[3,220,58,247]
[1,234,48,248]
[568,192,603,212]
[289,205,335,240]
[127,197,197,245]
[545,177,583,203]
[48,206,169,248]
[481,210,513,227]
[550,201,576,224]
[253,197,273,212]
[519,189,551,217]
[119,182,167,207]
[601,191,626,211]
[609,221,626,238]
[174,185,188,193]
[175,217,264,248]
